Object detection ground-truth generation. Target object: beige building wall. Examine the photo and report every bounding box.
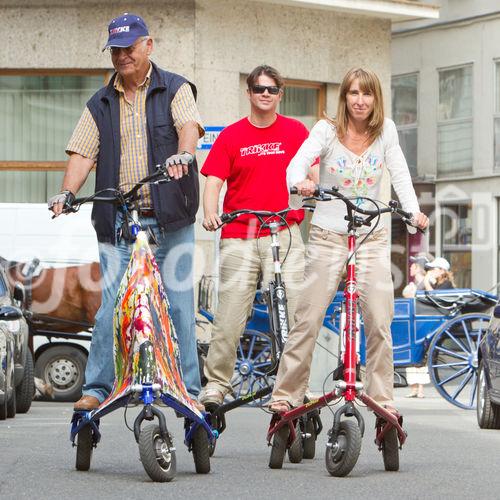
[0,0,393,282]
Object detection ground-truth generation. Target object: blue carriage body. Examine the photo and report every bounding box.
[198,279,497,410]
[322,288,497,366]
[237,288,497,367]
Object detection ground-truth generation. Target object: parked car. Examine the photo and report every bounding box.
[0,310,15,419]
[477,301,500,428]
[0,264,34,419]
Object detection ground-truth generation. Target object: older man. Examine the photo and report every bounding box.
[48,13,204,410]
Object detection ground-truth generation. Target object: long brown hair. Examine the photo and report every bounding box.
[327,67,385,143]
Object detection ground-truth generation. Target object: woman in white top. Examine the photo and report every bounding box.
[270,68,429,415]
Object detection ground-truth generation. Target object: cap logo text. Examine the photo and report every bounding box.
[110,26,130,34]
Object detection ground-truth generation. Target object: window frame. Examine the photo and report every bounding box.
[0,69,111,172]
[281,78,326,123]
[436,63,474,177]
[391,72,419,177]
[494,59,500,170]
[440,200,472,288]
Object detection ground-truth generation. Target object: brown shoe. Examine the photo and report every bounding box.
[73,395,100,411]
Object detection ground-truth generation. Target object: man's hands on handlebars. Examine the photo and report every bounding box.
[47,190,75,217]
[203,213,223,231]
[164,151,193,180]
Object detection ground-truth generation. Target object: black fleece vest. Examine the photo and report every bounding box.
[86,62,199,244]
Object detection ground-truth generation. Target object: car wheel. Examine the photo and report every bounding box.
[6,383,16,418]
[476,361,500,429]
[0,379,8,420]
[16,349,34,413]
[35,345,87,402]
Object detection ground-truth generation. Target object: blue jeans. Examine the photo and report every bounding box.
[83,213,201,402]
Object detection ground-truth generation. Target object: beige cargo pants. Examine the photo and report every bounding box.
[203,223,305,395]
[271,225,395,407]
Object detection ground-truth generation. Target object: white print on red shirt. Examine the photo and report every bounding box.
[240,142,285,157]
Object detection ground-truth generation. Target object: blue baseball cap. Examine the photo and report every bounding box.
[103,13,149,51]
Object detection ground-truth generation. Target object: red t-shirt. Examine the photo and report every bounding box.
[201,114,309,238]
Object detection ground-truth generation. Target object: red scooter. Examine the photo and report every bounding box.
[267,186,421,476]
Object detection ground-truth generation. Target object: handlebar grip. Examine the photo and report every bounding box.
[220,213,232,223]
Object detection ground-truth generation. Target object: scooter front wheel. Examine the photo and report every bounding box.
[381,426,399,471]
[325,420,362,477]
[139,424,176,482]
[75,424,93,471]
[268,425,289,469]
[191,425,211,474]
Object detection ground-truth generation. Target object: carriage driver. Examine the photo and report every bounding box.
[48,13,205,411]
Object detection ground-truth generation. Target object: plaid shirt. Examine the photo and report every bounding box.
[66,64,204,207]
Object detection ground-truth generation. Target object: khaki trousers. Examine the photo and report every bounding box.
[204,224,305,395]
[272,225,395,406]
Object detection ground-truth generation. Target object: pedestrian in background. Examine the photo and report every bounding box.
[423,257,456,290]
[402,253,429,298]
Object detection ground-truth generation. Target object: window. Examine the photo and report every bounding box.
[494,61,500,169]
[392,73,418,177]
[0,71,108,202]
[497,198,500,293]
[437,65,473,176]
[280,80,326,130]
[441,202,472,287]
[0,273,7,296]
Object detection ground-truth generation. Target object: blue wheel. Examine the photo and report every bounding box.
[428,313,490,410]
[230,330,274,406]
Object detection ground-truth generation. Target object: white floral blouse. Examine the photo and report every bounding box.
[287,118,420,234]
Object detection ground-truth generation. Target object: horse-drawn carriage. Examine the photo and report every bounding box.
[198,275,497,410]
[0,257,98,401]
[6,253,497,410]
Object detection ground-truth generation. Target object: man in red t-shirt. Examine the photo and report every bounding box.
[199,65,312,406]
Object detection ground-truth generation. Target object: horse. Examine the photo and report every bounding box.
[0,256,101,333]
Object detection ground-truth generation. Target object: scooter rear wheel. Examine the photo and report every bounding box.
[191,425,211,474]
[288,421,303,463]
[75,425,93,471]
[302,417,316,459]
[325,420,361,477]
[381,426,399,471]
[139,424,176,482]
[269,425,289,469]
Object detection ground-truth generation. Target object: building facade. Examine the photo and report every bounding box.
[392,0,500,291]
[0,0,436,280]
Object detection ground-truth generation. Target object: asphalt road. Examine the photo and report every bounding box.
[1,387,499,500]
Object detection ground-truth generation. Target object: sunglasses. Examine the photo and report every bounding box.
[250,85,281,95]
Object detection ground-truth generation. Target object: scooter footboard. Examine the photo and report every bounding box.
[359,393,407,447]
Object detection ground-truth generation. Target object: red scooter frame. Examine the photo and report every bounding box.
[267,187,419,475]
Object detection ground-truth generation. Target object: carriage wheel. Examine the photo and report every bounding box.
[231,330,274,407]
[428,313,490,410]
